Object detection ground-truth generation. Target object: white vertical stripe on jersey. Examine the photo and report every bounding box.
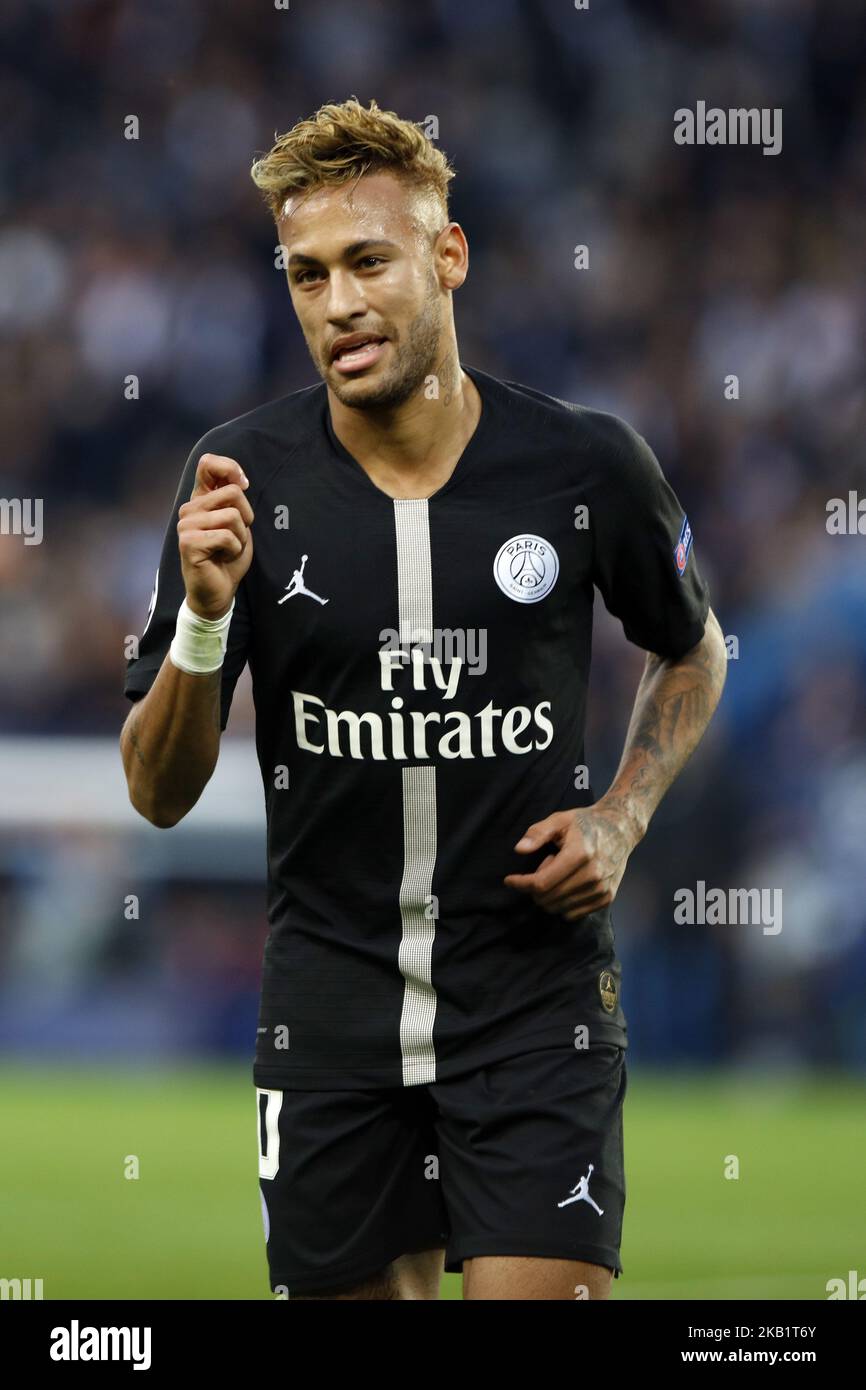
[398,765,438,1084]
[394,500,438,1085]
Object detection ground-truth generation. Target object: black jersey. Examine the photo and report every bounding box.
[125,364,710,1089]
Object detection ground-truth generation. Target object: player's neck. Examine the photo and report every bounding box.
[326,346,481,499]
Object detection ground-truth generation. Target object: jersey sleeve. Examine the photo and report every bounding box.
[589,419,710,658]
[123,438,252,733]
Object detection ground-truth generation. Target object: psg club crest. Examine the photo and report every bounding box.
[674,514,693,578]
[493,534,560,603]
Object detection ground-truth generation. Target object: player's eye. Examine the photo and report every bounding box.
[294,257,384,284]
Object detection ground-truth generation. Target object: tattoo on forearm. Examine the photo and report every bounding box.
[127,724,146,768]
[611,621,727,828]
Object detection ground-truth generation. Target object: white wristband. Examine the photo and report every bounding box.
[169,598,235,675]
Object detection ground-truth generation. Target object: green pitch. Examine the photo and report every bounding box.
[0,1064,861,1300]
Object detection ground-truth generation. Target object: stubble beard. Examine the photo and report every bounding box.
[317,274,446,412]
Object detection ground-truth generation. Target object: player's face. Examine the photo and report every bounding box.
[278,172,452,410]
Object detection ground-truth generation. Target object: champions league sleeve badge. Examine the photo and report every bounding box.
[674,515,693,578]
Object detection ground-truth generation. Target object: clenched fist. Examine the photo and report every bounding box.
[177,454,254,620]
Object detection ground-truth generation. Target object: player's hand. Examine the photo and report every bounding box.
[503,803,641,921]
[178,454,254,620]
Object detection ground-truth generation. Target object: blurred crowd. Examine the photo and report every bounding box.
[2,0,866,1065]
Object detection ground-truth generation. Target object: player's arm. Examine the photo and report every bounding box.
[504,609,726,918]
[505,414,726,920]
[597,604,727,843]
[120,454,254,828]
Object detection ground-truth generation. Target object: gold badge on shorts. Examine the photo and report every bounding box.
[598,970,617,1013]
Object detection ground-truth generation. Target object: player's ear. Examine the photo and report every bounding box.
[435,223,469,291]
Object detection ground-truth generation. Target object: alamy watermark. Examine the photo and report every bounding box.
[1,1276,44,1299]
[674,881,782,935]
[49,1322,151,1370]
[826,492,866,534]
[0,497,43,545]
[674,102,782,156]
[379,624,488,676]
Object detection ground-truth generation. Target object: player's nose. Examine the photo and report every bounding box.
[325,270,369,327]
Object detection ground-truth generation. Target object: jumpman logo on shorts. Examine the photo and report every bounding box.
[278,554,329,606]
[557,1162,604,1215]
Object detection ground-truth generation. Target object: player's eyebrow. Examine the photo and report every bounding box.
[288,239,400,268]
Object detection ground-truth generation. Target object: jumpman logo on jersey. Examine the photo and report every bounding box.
[277,554,329,606]
[556,1163,604,1214]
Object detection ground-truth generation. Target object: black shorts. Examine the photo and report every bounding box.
[256,1042,627,1296]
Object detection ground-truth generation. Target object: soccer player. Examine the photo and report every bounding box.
[120,98,727,1301]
